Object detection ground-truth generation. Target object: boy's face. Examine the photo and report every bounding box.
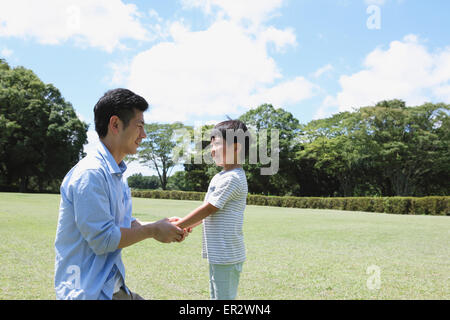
[210,136,227,167]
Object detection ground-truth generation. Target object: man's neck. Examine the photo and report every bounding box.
[100,138,125,165]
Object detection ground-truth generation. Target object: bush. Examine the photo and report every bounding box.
[247,195,267,206]
[130,190,450,216]
[132,189,206,201]
[411,197,449,216]
[383,197,412,215]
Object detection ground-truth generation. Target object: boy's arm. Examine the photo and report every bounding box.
[175,202,219,229]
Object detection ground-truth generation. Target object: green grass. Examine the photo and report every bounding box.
[0,192,448,300]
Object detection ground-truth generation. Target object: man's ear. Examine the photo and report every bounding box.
[109,115,121,135]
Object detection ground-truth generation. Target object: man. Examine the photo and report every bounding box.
[54,88,185,300]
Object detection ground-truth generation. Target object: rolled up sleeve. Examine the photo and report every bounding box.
[72,170,121,255]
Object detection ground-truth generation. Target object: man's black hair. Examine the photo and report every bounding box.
[211,119,250,158]
[94,88,149,138]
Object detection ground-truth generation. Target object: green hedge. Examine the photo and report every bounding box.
[131,190,449,216]
[132,190,205,201]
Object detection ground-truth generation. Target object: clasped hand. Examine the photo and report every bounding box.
[168,217,192,242]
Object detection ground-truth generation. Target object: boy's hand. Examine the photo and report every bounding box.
[169,217,191,241]
[175,203,218,230]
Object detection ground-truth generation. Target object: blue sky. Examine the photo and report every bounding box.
[1,0,449,176]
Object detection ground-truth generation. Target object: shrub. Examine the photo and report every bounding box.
[411,197,449,215]
[130,190,449,216]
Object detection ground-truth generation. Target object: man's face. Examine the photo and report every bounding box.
[118,110,146,155]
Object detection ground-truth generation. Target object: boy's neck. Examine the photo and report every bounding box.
[222,164,242,171]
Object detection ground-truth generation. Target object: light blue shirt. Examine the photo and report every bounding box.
[54,141,133,300]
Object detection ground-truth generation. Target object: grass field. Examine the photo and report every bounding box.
[0,192,448,300]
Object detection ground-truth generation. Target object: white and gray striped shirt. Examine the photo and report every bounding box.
[202,167,247,265]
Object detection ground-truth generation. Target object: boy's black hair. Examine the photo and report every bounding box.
[211,119,250,158]
[94,88,149,138]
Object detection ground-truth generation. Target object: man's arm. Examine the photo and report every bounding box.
[175,202,219,229]
[117,218,185,249]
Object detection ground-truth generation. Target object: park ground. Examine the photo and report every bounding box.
[0,193,448,299]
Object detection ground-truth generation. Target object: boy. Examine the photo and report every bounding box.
[175,120,249,300]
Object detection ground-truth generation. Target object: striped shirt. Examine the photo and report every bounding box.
[202,167,247,264]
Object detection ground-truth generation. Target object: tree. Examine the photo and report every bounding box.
[298,100,449,196]
[297,111,370,196]
[136,122,188,190]
[127,173,160,189]
[357,100,449,196]
[421,103,450,195]
[239,104,303,196]
[0,59,88,192]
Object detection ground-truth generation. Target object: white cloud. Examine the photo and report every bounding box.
[0,47,13,58]
[364,0,386,5]
[433,85,450,102]
[261,26,297,52]
[75,111,88,124]
[129,20,276,121]
[107,60,131,86]
[313,64,334,78]
[246,77,318,108]
[336,35,450,111]
[314,95,339,120]
[98,0,318,123]
[182,0,284,26]
[0,0,149,52]
[125,17,307,122]
[148,9,163,23]
[83,130,101,156]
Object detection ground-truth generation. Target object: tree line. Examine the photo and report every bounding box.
[130,102,449,197]
[1,59,448,196]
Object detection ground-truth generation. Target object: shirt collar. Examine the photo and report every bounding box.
[97,141,128,176]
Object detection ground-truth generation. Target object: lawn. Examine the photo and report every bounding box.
[0,192,448,300]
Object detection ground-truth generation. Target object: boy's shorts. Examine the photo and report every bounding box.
[209,262,244,300]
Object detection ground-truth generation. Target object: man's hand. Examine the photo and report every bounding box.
[117,218,186,249]
[169,217,192,241]
[150,218,185,243]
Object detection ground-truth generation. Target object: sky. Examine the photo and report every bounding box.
[1,0,449,177]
